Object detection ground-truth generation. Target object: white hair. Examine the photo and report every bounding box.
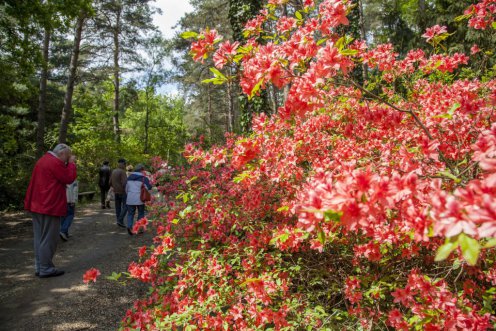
[52,143,71,155]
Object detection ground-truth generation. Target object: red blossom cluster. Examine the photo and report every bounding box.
[465,0,496,30]
[120,0,496,329]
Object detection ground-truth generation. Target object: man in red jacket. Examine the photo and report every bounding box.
[25,144,77,278]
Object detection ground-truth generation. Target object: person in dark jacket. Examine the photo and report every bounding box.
[25,143,77,278]
[98,160,111,209]
[110,158,128,227]
[125,164,152,235]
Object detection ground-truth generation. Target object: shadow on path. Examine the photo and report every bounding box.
[0,203,151,330]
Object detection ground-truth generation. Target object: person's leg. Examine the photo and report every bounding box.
[105,189,111,208]
[32,213,42,275]
[60,204,75,236]
[39,215,62,276]
[100,187,106,208]
[137,204,145,221]
[114,193,122,222]
[117,194,127,225]
[127,205,136,229]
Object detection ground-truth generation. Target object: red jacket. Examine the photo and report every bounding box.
[24,152,77,217]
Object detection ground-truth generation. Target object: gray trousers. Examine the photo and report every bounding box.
[32,212,61,275]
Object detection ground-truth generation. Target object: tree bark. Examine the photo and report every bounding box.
[36,27,50,157]
[418,0,427,33]
[357,0,368,82]
[59,12,86,144]
[226,72,234,133]
[144,89,150,154]
[112,6,122,144]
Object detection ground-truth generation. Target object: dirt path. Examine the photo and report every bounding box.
[0,202,151,330]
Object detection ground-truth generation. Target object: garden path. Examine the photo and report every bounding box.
[0,202,150,330]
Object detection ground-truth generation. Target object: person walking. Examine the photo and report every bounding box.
[60,179,78,241]
[110,158,127,228]
[125,164,152,235]
[24,143,77,278]
[98,160,111,209]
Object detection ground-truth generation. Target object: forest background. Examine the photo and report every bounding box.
[0,0,492,210]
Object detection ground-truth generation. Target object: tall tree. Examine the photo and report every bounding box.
[91,0,158,145]
[37,24,50,156]
[135,34,169,154]
[172,0,233,144]
[59,8,91,143]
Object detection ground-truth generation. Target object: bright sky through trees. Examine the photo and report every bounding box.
[153,0,194,39]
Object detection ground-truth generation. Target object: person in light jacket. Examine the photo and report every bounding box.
[60,180,78,241]
[125,164,151,235]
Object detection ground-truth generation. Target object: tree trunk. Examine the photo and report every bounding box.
[358,0,368,82]
[144,89,150,154]
[418,0,427,33]
[207,85,212,139]
[36,27,50,157]
[226,73,234,132]
[112,7,122,144]
[59,12,86,144]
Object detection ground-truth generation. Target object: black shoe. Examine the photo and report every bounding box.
[39,270,65,278]
[60,232,68,241]
[101,205,106,209]
[35,272,39,277]
[116,222,126,228]
[127,228,134,236]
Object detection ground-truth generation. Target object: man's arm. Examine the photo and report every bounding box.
[52,158,77,185]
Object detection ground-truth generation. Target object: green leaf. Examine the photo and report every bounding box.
[492,21,496,29]
[295,11,303,20]
[270,233,289,245]
[438,170,461,183]
[106,272,122,281]
[277,205,289,212]
[335,36,346,50]
[484,238,496,248]
[324,210,342,222]
[435,240,457,262]
[459,233,481,266]
[209,67,226,79]
[202,78,225,85]
[316,38,328,46]
[317,227,326,245]
[339,49,358,56]
[454,13,472,22]
[181,31,198,39]
[249,78,265,100]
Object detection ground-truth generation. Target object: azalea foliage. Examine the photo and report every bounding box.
[120,0,496,330]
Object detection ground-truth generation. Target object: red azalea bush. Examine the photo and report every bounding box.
[120,0,496,330]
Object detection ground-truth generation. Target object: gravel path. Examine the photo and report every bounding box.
[0,203,151,330]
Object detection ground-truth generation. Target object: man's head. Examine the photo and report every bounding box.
[52,144,72,163]
[118,158,126,169]
[103,160,109,166]
[134,164,145,172]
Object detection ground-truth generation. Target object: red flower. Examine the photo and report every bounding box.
[421,25,447,42]
[83,268,101,284]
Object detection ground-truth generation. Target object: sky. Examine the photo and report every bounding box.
[151,1,194,94]
[152,0,194,39]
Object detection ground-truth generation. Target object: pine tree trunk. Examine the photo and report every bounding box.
[112,7,121,144]
[144,89,150,154]
[418,0,427,33]
[36,27,50,157]
[358,0,368,82]
[226,70,234,132]
[59,12,85,144]
[207,85,212,139]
